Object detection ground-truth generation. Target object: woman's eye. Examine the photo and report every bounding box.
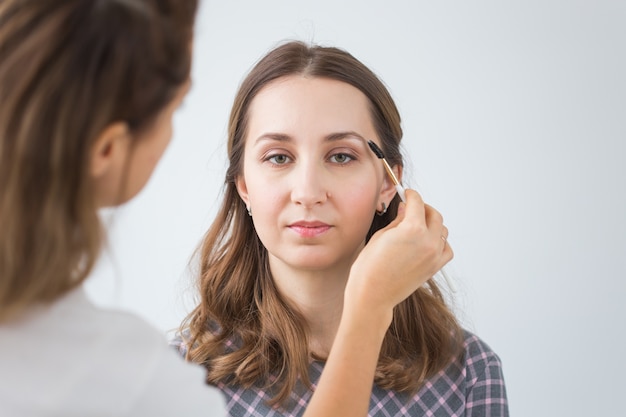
[329,153,354,164]
[267,154,290,165]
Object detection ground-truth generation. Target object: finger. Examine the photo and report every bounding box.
[440,225,449,249]
[384,202,405,230]
[424,204,444,231]
[380,189,422,231]
[441,226,454,262]
[402,189,426,222]
[442,240,454,264]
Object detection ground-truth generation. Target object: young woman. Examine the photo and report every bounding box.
[179,41,509,416]
[1,2,455,416]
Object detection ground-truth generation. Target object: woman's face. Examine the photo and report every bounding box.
[122,80,191,203]
[236,75,398,273]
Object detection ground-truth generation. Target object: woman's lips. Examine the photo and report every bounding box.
[288,221,331,237]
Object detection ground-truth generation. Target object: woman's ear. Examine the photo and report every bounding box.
[379,164,403,203]
[235,175,250,207]
[90,121,130,207]
[90,122,130,179]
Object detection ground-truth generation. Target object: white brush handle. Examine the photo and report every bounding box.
[395,184,406,203]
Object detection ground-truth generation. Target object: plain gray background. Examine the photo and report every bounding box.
[86,1,626,415]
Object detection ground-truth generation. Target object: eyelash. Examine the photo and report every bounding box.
[264,151,357,167]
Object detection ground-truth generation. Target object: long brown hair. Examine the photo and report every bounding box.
[182,41,463,406]
[0,0,198,322]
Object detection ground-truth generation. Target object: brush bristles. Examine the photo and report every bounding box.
[367,140,385,159]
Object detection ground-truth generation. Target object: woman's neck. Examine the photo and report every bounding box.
[268,257,352,357]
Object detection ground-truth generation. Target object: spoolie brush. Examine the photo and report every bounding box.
[367,140,406,202]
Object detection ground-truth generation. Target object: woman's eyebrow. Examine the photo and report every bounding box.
[254,133,292,145]
[325,131,367,143]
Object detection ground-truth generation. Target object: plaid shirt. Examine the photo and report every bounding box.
[173,331,509,417]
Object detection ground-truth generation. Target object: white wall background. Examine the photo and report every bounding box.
[86,1,626,415]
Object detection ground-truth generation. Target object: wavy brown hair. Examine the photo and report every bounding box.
[182,41,463,406]
[0,0,198,322]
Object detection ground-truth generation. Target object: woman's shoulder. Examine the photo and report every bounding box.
[460,329,504,375]
[458,328,508,413]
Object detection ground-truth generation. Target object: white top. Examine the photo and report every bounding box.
[0,286,225,417]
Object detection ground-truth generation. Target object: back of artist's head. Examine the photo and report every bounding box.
[0,0,198,321]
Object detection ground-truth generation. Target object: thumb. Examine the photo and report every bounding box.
[381,200,406,231]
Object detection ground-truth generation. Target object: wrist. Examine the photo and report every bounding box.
[341,293,393,342]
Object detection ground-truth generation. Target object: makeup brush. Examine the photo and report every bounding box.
[367,140,456,293]
[367,140,406,203]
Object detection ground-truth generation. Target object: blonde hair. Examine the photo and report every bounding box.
[182,41,463,407]
[0,0,198,322]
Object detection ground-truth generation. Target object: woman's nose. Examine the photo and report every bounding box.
[290,162,329,208]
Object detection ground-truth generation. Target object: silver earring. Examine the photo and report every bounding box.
[246,205,252,216]
[376,202,387,216]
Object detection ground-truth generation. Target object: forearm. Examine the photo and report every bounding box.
[303,189,452,417]
[302,306,391,417]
